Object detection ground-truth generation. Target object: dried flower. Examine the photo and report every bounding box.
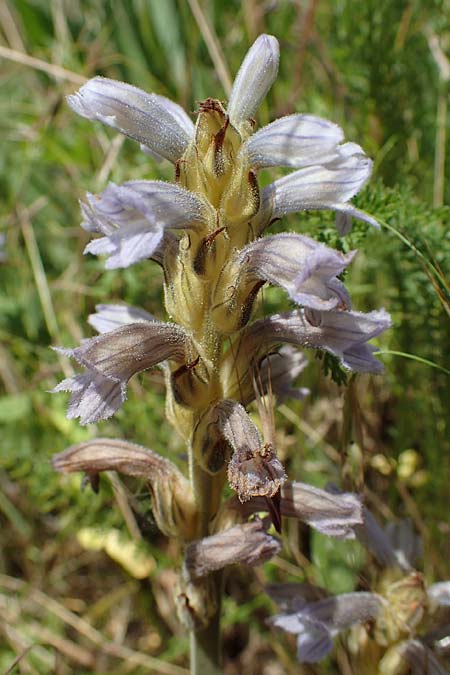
[184,518,281,579]
[52,438,196,539]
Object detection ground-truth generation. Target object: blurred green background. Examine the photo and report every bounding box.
[0,0,449,673]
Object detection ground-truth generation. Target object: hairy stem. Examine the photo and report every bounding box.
[190,571,223,675]
[189,456,225,672]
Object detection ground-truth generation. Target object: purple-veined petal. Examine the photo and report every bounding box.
[236,233,355,310]
[244,114,344,169]
[322,141,366,167]
[258,346,309,403]
[88,304,157,334]
[53,437,181,479]
[52,322,188,423]
[51,371,125,425]
[259,154,372,218]
[269,592,382,663]
[254,145,375,234]
[184,518,281,578]
[227,34,279,127]
[82,180,208,269]
[116,181,208,225]
[242,307,391,374]
[280,482,363,538]
[238,481,363,537]
[64,322,187,379]
[67,77,194,162]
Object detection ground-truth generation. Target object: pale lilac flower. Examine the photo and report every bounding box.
[81,181,209,269]
[67,77,195,162]
[243,114,345,169]
[237,307,391,374]
[253,143,379,233]
[226,34,280,129]
[69,34,377,267]
[269,592,382,662]
[52,321,188,424]
[234,232,355,310]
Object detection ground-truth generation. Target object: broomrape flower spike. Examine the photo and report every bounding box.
[56,33,390,672]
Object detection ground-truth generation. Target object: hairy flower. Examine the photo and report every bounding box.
[221,308,391,404]
[52,438,196,538]
[269,592,383,663]
[220,481,363,538]
[213,233,354,324]
[56,35,393,656]
[81,181,210,269]
[68,77,195,162]
[184,518,281,578]
[68,34,379,275]
[59,31,389,420]
[52,321,190,424]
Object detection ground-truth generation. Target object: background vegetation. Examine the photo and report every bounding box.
[1,0,449,672]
